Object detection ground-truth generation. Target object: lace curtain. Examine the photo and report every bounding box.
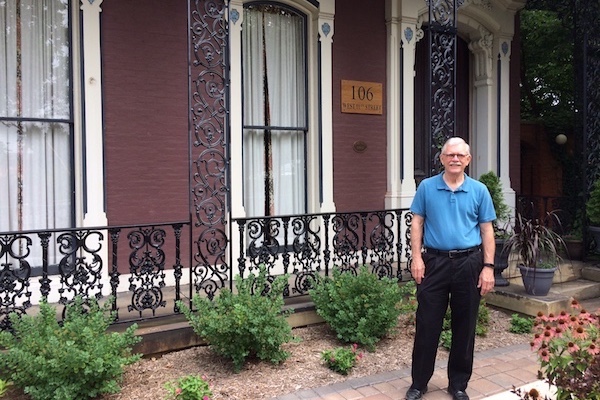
[242,5,306,218]
[0,0,72,234]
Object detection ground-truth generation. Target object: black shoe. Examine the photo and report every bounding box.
[405,387,427,400]
[451,390,470,400]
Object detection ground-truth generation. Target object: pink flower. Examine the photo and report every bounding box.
[553,326,564,338]
[573,326,587,340]
[531,333,543,348]
[538,348,550,362]
[556,317,568,330]
[588,343,600,355]
[567,341,579,353]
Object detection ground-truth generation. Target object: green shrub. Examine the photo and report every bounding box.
[321,343,363,375]
[439,300,490,350]
[0,297,141,400]
[0,378,11,397]
[164,374,212,400]
[509,313,534,334]
[309,266,403,351]
[398,280,418,316]
[178,265,294,372]
[587,179,600,225]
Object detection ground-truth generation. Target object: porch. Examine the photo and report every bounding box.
[0,208,413,356]
[3,201,600,358]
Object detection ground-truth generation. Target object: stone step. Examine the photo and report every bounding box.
[486,265,600,317]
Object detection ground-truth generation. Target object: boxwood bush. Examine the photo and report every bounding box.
[0,297,141,400]
[309,266,403,350]
[178,265,294,372]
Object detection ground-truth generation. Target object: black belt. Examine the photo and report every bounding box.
[424,245,481,258]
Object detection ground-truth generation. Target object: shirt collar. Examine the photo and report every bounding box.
[436,172,470,192]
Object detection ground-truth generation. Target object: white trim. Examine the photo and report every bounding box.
[80,0,108,287]
[228,0,336,219]
[80,0,107,228]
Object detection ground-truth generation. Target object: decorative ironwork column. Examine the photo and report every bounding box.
[581,0,600,191]
[188,0,230,300]
[427,0,463,175]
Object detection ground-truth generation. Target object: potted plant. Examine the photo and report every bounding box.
[479,171,511,286]
[586,178,600,253]
[502,211,566,296]
[561,211,584,260]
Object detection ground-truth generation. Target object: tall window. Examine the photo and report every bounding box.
[242,3,307,217]
[0,0,73,234]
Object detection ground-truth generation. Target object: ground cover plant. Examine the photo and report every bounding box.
[321,343,363,375]
[0,297,141,400]
[164,374,212,400]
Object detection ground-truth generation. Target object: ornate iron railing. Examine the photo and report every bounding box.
[0,222,190,331]
[231,209,413,297]
[0,208,412,332]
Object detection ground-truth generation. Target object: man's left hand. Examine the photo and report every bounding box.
[478,266,495,295]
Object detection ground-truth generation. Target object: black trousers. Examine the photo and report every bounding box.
[410,250,483,393]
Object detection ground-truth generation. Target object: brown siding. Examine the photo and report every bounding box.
[102,0,189,225]
[332,0,387,212]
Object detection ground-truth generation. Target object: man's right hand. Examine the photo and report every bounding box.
[411,257,425,284]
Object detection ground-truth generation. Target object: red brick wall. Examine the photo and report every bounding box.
[102,0,189,225]
[332,0,387,212]
[520,122,563,197]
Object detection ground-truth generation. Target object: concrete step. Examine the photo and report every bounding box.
[486,264,600,316]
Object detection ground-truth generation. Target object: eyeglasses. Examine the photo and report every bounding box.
[443,153,470,160]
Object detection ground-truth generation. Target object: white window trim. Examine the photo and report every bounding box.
[228,0,335,220]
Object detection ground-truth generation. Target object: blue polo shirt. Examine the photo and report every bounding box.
[410,172,496,250]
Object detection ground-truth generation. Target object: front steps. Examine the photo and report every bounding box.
[486,260,600,316]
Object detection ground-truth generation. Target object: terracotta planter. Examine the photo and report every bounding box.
[518,265,557,296]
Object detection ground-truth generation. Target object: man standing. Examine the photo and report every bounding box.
[405,137,496,400]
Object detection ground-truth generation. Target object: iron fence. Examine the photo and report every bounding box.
[0,208,413,332]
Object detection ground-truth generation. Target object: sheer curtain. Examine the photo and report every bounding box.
[1,1,72,264]
[242,5,306,218]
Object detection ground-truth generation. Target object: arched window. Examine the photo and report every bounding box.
[1,0,74,234]
[242,3,307,217]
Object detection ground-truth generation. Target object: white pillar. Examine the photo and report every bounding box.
[79,0,108,293]
[318,3,336,213]
[385,0,419,209]
[469,26,495,178]
[498,36,516,210]
[228,1,245,219]
[80,0,107,228]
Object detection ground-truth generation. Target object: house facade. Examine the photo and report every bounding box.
[0,0,525,325]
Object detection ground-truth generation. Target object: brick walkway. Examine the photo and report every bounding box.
[271,271,600,400]
[271,343,540,400]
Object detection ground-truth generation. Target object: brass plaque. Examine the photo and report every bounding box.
[341,80,383,115]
